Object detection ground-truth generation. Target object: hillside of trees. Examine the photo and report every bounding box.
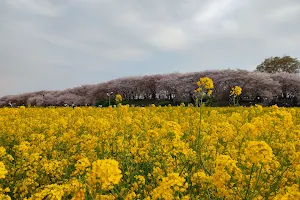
[1,69,300,107]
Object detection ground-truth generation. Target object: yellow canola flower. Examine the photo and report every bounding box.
[151,173,187,199]
[230,86,242,96]
[274,184,300,200]
[134,175,146,185]
[0,147,6,158]
[195,77,214,97]
[0,194,11,200]
[0,162,8,179]
[244,141,273,164]
[215,154,239,173]
[98,194,116,200]
[87,159,122,190]
[125,191,137,200]
[73,157,90,175]
[115,94,123,104]
[207,89,213,95]
[199,77,214,89]
[191,171,210,186]
[28,184,67,200]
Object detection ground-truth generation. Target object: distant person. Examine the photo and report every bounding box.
[72,103,76,109]
[8,102,12,108]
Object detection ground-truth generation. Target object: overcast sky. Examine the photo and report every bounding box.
[0,0,299,97]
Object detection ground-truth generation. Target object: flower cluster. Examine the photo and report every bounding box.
[115,94,123,104]
[244,141,273,164]
[194,77,214,108]
[0,147,10,200]
[0,162,7,179]
[230,85,242,106]
[195,77,214,95]
[151,173,188,199]
[197,77,214,90]
[87,159,122,190]
[230,86,242,96]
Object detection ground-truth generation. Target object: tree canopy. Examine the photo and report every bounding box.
[1,70,296,107]
[256,56,300,74]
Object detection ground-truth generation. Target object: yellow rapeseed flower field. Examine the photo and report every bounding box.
[0,105,300,199]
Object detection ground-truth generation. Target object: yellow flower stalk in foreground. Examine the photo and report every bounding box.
[230,85,242,106]
[230,86,242,96]
[87,159,122,190]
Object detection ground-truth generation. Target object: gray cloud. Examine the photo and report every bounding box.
[0,0,299,96]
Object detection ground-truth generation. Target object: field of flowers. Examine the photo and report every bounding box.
[0,105,300,199]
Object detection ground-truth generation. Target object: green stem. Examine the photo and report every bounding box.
[233,96,236,106]
[250,164,263,199]
[244,164,255,200]
[114,187,123,199]
[197,97,203,151]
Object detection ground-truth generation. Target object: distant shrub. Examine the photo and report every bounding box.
[159,100,170,106]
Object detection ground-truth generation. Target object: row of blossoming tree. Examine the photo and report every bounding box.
[1,70,300,107]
